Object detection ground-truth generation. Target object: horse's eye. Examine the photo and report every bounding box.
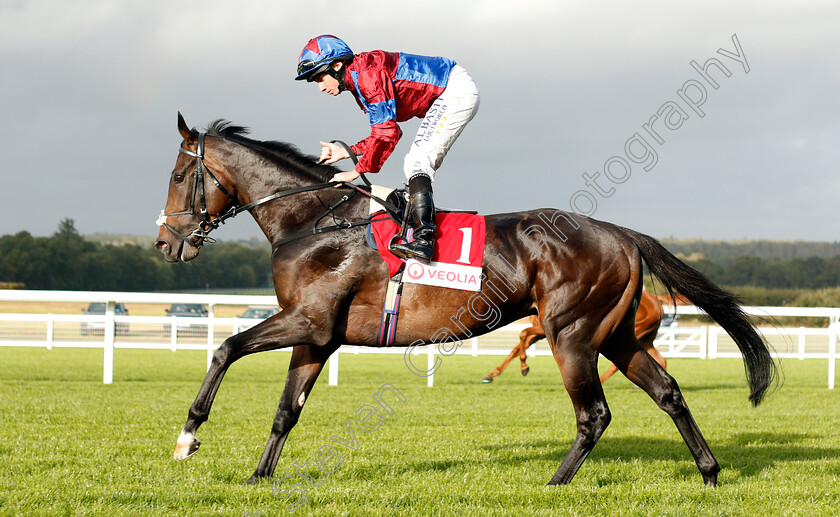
[173,174,185,184]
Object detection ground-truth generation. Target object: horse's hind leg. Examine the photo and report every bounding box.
[247,343,339,484]
[519,330,544,376]
[483,341,523,383]
[599,331,720,485]
[546,343,612,485]
[599,329,665,384]
[519,341,530,376]
[598,363,620,384]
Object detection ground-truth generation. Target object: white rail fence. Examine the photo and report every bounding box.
[0,290,837,388]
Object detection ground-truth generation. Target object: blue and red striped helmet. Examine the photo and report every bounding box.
[295,35,354,81]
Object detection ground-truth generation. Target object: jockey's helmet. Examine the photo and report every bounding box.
[295,35,354,81]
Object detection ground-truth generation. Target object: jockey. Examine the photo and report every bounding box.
[295,34,480,262]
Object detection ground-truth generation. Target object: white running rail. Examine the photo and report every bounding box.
[0,290,837,388]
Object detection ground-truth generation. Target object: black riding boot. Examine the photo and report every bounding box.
[390,174,436,262]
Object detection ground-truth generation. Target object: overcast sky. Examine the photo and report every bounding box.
[2,1,838,243]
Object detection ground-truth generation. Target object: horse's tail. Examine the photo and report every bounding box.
[620,227,777,406]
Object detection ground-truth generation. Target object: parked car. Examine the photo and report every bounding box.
[239,306,280,320]
[661,312,680,327]
[81,302,129,336]
[166,303,208,318]
[164,303,209,336]
[236,306,279,331]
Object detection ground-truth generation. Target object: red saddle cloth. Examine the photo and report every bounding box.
[370,211,486,278]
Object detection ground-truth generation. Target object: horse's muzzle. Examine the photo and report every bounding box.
[155,239,179,263]
[156,227,200,263]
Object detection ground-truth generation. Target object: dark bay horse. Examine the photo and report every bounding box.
[482,290,667,383]
[156,114,776,487]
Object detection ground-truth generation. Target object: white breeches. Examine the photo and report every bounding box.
[403,65,480,181]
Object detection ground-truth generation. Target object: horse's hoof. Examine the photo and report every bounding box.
[521,366,530,376]
[173,432,201,460]
[245,475,261,485]
[482,376,493,383]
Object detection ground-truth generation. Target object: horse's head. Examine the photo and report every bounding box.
[155,113,239,263]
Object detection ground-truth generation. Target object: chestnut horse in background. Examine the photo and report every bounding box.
[483,290,667,383]
[156,114,776,487]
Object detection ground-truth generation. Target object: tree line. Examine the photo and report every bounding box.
[0,219,272,291]
[0,219,837,292]
[683,255,840,290]
[660,237,840,263]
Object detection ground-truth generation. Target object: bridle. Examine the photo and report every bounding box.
[157,134,396,251]
[156,133,239,246]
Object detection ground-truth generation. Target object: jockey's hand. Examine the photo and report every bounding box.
[330,170,361,186]
[319,141,350,164]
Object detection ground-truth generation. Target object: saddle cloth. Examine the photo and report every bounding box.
[370,210,486,292]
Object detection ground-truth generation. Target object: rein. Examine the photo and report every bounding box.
[158,134,400,250]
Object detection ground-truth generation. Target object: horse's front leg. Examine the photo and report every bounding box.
[246,342,339,484]
[173,307,334,461]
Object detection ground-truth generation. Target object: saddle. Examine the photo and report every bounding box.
[335,154,481,345]
[364,185,485,346]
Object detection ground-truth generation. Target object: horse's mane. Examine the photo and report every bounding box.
[202,119,334,183]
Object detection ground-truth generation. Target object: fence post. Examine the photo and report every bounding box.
[206,304,215,371]
[829,325,836,390]
[170,318,178,351]
[427,345,435,387]
[103,301,115,384]
[471,337,478,357]
[699,326,707,359]
[46,314,54,350]
[798,327,806,360]
[328,348,339,386]
[707,326,718,359]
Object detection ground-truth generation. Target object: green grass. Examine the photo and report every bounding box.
[0,348,838,516]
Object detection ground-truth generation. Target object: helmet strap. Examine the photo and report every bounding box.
[327,62,348,92]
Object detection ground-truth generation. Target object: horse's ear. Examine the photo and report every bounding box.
[177,112,195,145]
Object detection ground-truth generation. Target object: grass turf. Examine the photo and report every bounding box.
[0,347,838,516]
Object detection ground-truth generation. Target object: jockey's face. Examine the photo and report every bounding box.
[313,62,343,96]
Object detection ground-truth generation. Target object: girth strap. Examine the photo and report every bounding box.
[378,270,405,347]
